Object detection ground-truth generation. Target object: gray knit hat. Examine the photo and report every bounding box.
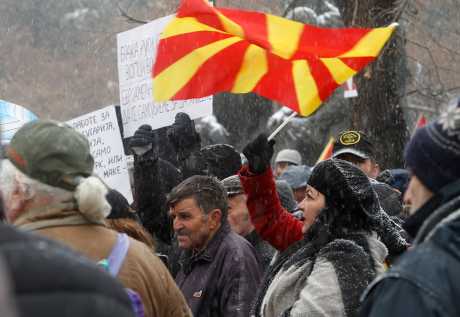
[274,149,302,165]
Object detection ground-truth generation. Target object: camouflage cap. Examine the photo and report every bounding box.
[6,120,94,191]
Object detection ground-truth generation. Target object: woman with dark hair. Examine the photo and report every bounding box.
[105,190,155,250]
[240,135,408,317]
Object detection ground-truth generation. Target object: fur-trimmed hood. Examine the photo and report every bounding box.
[253,230,387,317]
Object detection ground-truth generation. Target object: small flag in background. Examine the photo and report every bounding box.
[316,137,335,163]
[153,0,397,116]
[412,114,427,135]
[344,77,358,98]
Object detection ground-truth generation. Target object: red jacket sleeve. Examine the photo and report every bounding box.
[238,166,303,252]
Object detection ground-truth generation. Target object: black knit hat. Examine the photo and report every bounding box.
[308,159,379,218]
[308,159,409,255]
[405,98,460,193]
[106,189,138,220]
[201,144,242,180]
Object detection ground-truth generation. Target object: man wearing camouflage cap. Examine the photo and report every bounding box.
[0,120,191,317]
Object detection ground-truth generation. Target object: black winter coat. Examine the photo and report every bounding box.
[175,222,262,317]
[361,195,460,317]
[0,224,135,317]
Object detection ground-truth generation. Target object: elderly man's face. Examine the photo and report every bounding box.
[227,194,253,236]
[170,197,220,251]
[404,175,434,215]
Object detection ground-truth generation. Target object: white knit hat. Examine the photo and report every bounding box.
[274,149,302,165]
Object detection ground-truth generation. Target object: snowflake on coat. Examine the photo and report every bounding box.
[438,98,460,138]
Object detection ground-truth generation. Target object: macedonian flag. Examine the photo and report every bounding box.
[153,0,397,116]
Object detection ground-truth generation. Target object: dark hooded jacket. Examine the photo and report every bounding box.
[175,222,262,317]
[360,183,460,317]
[0,224,134,317]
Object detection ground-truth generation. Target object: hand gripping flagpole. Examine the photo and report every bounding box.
[267,111,298,141]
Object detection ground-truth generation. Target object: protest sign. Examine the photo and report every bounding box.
[68,106,133,202]
[344,77,358,98]
[0,99,38,144]
[117,15,213,138]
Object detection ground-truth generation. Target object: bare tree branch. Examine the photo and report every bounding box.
[393,0,410,22]
[117,3,149,24]
[401,102,440,113]
[405,38,445,93]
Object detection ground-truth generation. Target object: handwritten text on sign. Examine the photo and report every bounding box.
[117,15,213,137]
[68,106,133,203]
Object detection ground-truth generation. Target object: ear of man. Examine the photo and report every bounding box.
[208,208,222,230]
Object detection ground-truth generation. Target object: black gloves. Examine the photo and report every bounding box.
[167,113,201,161]
[129,124,157,161]
[242,133,275,174]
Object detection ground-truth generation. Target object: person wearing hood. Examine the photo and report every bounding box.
[1,120,191,317]
[360,98,460,317]
[277,164,311,203]
[239,134,409,317]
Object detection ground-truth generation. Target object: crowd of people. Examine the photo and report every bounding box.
[0,97,458,317]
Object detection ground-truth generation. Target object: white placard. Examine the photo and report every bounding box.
[117,15,213,137]
[68,106,133,203]
[344,77,358,98]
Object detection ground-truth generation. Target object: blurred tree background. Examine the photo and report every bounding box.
[1,0,459,168]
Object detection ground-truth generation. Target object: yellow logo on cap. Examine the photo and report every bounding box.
[340,131,361,145]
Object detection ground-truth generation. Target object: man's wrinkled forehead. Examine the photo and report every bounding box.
[169,196,201,214]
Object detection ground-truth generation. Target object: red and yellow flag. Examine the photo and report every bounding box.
[412,114,427,136]
[153,0,397,116]
[316,137,335,163]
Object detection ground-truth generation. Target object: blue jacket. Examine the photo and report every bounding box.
[360,195,460,317]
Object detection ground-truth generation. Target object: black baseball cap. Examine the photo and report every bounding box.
[332,130,374,160]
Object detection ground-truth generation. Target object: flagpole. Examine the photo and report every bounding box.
[268,111,297,141]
